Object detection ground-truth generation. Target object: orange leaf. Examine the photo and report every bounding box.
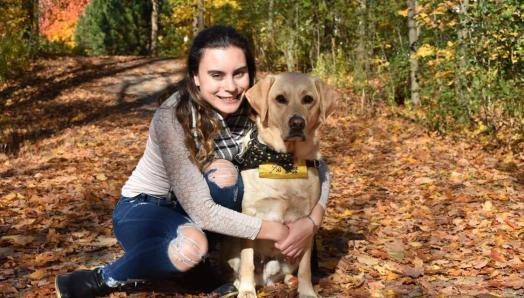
[28,269,46,280]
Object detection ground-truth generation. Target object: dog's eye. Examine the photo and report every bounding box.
[302,95,314,104]
[275,95,288,104]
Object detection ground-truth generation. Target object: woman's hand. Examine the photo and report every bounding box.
[256,220,289,242]
[274,216,316,261]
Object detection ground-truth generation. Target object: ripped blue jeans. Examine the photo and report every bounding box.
[100,170,243,286]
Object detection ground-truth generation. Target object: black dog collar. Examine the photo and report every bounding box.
[235,130,320,172]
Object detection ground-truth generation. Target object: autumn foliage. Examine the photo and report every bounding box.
[39,0,90,46]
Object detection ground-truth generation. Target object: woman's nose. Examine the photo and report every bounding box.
[223,76,236,92]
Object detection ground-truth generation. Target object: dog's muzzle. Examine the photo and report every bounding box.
[286,115,306,141]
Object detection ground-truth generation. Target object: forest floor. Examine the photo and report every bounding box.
[0,57,523,297]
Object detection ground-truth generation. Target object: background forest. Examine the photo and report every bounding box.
[1,0,523,151]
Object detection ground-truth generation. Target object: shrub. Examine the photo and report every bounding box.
[74,0,152,55]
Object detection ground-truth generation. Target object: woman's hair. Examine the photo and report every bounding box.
[174,25,256,168]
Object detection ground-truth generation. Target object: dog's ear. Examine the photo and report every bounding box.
[246,75,275,125]
[313,78,339,122]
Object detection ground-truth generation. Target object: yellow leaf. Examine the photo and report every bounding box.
[416,44,435,58]
[483,200,493,212]
[28,269,46,280]
[34,252,57,266]
[335,209,353,218]
[2,192,17,204]
[95,173,107,181]
[415,177,434,185]
[398,9,409,17]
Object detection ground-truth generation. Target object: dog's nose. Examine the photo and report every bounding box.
[289,115,305,130]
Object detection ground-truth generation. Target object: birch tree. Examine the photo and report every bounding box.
[407,0,420,106]
[193,0,205,37]
[150,0,159,55]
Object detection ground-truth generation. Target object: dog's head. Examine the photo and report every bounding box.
[246,72,339,144]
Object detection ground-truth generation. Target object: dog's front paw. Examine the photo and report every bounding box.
[298,294,318,298]
[298,288,318,298]
[237,288,257,298]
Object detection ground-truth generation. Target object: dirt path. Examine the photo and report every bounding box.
[0,57,523,297]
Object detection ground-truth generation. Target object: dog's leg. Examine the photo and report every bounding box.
[238,240,257,298]
[297,240,318,298]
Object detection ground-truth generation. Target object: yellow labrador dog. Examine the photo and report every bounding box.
[228,72,338,298]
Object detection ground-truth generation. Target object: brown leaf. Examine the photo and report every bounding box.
[490,248,507,263]
[489,276,524,289]
[34,251,58,267]
[1,235,35,246]
[403,258,424,278]
[12,218,36,230]
[385,239,405,261]
[356,254,380,266]
[90,236,117,247]
[472,257,490,269]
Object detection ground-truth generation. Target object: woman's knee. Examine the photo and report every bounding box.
[204,159,239,188]
[167,225,208,272]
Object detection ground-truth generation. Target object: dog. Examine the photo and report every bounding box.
[226,72,339,298]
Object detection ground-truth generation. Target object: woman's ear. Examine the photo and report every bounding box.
[193,75,200,87]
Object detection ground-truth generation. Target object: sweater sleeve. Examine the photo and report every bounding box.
[153,106,262,239]
[318,159,331,209]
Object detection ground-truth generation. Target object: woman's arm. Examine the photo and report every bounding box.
[154,106,287,241]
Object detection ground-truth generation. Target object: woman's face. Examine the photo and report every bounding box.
[193,46,250,117]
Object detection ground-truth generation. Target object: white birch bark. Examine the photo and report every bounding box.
[407,0,421,106]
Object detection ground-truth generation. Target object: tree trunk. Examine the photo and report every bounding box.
[268,0,274,38]
[285,2,298,71]
[266,0,274,70]
[23,0,39,46]
[457,0,469,69]
[407,0,420,106]
[356,0,368,109]
[150,0,159,55]
[193,0,205,37]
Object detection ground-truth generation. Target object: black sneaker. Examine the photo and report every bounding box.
[211,282,238,298]
[55,268,112,298]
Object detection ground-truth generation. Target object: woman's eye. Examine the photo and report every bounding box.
[234,71,246,78]
[303,95,314,104]
[275,95,288,104]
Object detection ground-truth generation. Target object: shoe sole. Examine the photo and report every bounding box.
[54,276,62,298]
[219,292,238,298]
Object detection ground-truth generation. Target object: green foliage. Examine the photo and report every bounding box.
[0,0,38,81]
[2,0,521,149]
[413,0,523,150]
[74,0,152,55]
[0,32,32,81]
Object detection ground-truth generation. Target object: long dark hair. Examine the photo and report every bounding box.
[175,25,256,167]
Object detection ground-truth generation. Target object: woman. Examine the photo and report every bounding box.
[55,25,330,297]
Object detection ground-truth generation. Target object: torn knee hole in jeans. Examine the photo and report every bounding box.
[168,225,207,270]
[206,166,238,188]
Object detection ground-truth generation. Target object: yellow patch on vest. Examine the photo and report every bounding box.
[258,162,308,179]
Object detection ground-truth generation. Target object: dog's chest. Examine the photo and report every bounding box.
[240,168,320,223]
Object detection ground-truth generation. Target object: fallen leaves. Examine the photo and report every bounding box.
[1,235,35,246]
[1,57,523,297]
